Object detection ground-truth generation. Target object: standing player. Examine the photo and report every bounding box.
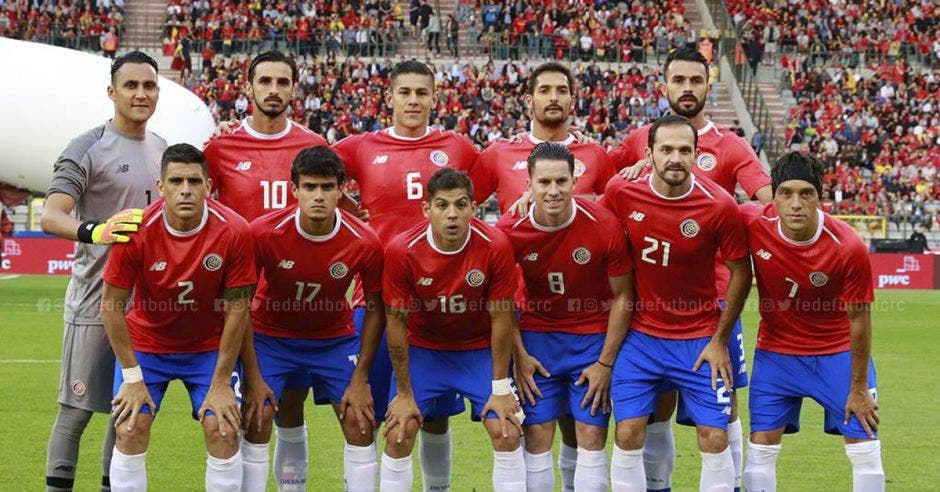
[473,63,616,488]
[100,144,256,491]
[332,59,479,491]
[244,146,385,491]
[608,47,771,491]
[380,168,524,492]
[201,50,332,489]
[41,51,166,492]
[740,153,883,491]
[497,143,634,491]
[599,115,752,491]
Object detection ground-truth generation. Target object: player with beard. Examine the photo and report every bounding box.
[608,48,770,492]
[470,61,615,490]
[600,115,751,491]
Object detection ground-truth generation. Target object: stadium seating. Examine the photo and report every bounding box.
[0,0,125,53]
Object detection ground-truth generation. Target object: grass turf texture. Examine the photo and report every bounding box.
[0,274,936,490]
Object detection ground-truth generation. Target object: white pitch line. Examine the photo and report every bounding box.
[0,359,60,364]
[0,274,20,280]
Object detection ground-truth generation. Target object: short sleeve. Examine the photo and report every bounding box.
[486,231,518,301]
[102,239,141,290]
[46,128,102,200]
[455,133,481,172]
[381,242,415,311]
[714,199,748,262]
[604,217,633,277]
[224,223,257,288]
[728,139,771,199]
[608,129,645,170]
[332,135,361,181]
[359,234,385,294]
[593,148,617,196]
[469,148,498,203]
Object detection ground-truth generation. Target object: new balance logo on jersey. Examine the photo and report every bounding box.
[524,253,539,261]
[417,277,434,286]
[235,161,252,171]
[149,261,167,271]
[278,260,295,269]
[372,155,389,165]
[513,160,528,170]
[755,249,772,260]
[116,164,130,174]
[629,211,645,222]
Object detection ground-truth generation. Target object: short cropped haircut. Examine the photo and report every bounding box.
[663,47,709,79]
[161,143,207,177]
[110,51,159,82]
[291,146,346,186]
[771,151,824,198]
[648,114,698,150]
[526,62,574,95]
[248,50,298,84]
[390,59,434,89]
[426,168,474,202]
[527,142,575,176]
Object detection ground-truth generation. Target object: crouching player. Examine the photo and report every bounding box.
[741,152,884,491]
[497,143,634,491]
[241,146,385,491]
[100,144,256,491]
[379,168,525,491]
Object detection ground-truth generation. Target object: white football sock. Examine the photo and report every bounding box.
[206,452,243,492]
[240,438,269,492]
[419,429,451,491]
[274,424,307,492]
[558,442,578,492]
[742,441,781,492]
[574,447,608,492]
[380,453,412,492]
[610,446,645,492]
[700,446,734,492]
[727,419,744,490]
[492,447,526,492]
[845,441,885,492]
[643,421,675,491]
[523,449,554,491]
[109,447,146,492]
[344,442,378,492]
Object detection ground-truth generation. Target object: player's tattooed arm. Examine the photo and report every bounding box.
[223,284,256,301]
[845,302,878,438]
[383,306,422,444]
[102,282,156,431]
[484,297,525,436]
[239,319,277,433]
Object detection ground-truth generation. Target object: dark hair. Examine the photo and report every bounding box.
[248,50,298,84]
[526,62,574,95]
[770,151,824,198]
[390,59,434,88]
[527,142,574,176]
[160,143,207,177]
[648,114,698,149]
[426,168,474,202]
[110,51,159,82]
[290,146,346,186]
[663,47,709,79]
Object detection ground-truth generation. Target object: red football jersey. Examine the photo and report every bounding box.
[333,127,479,243]
[382,218,517,350]
[103,199,257,353]
[599,174,747,339]
[251,207,383,339]
[496,198,632,334]
[741,203,874,355]
[204,119,328,221]
[608,121,770,298]
[471,133,615,212]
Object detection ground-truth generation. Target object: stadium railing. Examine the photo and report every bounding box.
[833,214,888,240]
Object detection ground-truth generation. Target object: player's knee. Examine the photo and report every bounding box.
[114,417,152,454]
[487,422,522,452]
[203,418,240,458]
[243,405,275,443]
[749,429,784,446]
[384,419,420,457]
[52,405,94,441]
[614,418,646,450]
[341,414,375,447]
[575,423,607,451]
[696,425,729,453]
[274,388,308,428]
[522,422,555,453]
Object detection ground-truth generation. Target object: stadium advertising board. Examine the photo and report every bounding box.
[869,253,937,290]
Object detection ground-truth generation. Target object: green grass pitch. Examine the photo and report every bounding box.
[0,274,937,490]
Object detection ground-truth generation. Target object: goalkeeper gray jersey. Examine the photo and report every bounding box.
[45,121,167,324]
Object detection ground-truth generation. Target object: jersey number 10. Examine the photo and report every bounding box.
[261,180,289,209]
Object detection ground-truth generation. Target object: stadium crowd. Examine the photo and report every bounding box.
[0,0,125,55]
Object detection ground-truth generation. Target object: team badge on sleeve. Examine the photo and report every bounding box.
[430,150,450,167]
[466,269,485,287]
[572,247,592,265]
[680,219,700,238]
[573,159,586,177]
[697,153,717,172]
[203,253,224,272]
[809,271,829,287]
[329,261,349,279]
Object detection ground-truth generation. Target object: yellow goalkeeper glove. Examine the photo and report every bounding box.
[77,208,144,244]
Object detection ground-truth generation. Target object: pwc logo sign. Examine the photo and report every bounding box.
[870,253,936,290]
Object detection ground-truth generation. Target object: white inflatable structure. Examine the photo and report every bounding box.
[0,37,214,192]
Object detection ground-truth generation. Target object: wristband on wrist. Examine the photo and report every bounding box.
[122,365,143,384]
[492,378,513,395]
[596,359,613,369]
[76,220,100,244]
